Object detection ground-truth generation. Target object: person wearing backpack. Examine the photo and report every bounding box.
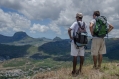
[89,11,114,69]
[68,13,87,75]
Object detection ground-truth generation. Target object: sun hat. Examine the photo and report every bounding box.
[76,13,83,17]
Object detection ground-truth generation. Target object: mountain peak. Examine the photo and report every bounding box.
[53,36,62,41]
[13,31,29,40]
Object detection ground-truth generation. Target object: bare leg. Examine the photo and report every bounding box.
[72,56,77,74]
[93,55,98,68]
[98,54,102,68]
[79,56,84,72]
[76,56,84,74]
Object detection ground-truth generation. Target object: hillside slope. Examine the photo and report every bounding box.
[33,63,119,79]
[0,31,30,43]
[0,32,52,46]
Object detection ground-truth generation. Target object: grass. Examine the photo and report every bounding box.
[1,57,72,71]
[33,62,119,79]
[3,58,27,67]
[1,57,119,79]
[27,46,39,56]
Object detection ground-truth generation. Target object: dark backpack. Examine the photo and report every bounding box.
[73,21,88,47]
[94,16,108,37]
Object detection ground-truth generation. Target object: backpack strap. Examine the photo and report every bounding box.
[77,21,85,30]
[73,21,85,37]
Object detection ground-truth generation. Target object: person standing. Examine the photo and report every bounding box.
[89,11,114,69]
[68,13,87,75]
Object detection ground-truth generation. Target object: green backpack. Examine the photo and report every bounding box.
[94,16,108,37]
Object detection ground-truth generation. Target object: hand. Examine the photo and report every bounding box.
[70,36,73,40]
[91,32,94,36]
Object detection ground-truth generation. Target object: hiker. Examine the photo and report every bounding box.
[89,11,114,69]
[68,13,87,75]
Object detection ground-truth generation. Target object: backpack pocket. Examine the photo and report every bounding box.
[74,32,88,45]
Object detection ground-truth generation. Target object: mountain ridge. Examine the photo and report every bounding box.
[0,31,32,43]
[0,32,119,60]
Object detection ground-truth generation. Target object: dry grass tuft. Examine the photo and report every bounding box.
[33,63,119,79]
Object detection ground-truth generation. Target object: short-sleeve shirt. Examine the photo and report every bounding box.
[70,21,87,37]
[90,19,110,28]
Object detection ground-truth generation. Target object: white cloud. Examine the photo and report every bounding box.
[108,29,119,38]
[0,0,66,20]
[30,23,49,33]
[0,0,119,38]
[0,9,31,32]
[49,22,61,35]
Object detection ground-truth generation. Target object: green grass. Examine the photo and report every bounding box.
[27,46,39,56]
[3,58,27,67]
[2,57,71,71]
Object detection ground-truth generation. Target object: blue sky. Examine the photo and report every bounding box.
[0,0,119,39]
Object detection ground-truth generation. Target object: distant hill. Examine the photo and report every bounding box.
[0,32,52,46]
[0,32,119,60]
[38,39,70,55]
[104,38,119,60]
[13,31,29,40]
[38,38,119,60]
[53,36,62,41]
[0,43,31,59]
[0,31,32,43]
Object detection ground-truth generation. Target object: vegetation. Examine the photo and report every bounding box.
[0,32,119,79]
[0,44,31,58]
[33,62,119,79]
[38,39,70,55]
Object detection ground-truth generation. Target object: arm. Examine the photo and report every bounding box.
[89,22,94,36]
[108,24,114,33]
[68,28,73,40]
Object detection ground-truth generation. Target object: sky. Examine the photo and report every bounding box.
[0,0,119,39]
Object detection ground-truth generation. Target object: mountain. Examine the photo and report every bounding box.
[53,36,62,41]
[0,31,119,60]
[0,43,31,59]
[0,31,32,43]
[38,39,70,55]
[0,34,13,43]
[38,38,119,60]
[104,38,119,60]
[12,31,29,40]
[0,32,52,46]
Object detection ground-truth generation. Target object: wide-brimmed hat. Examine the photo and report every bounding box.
[76,13,83,17]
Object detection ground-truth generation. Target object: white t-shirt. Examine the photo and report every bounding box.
[70,21,87,37]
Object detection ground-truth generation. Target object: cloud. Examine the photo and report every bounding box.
[109,29,119,38]
[49,22,61,34]
[0,0,119,37]
[30,23,49,33]
[0,9,31,32]
[0,0,66,20]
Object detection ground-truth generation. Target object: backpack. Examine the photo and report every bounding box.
[73,21,88,48]
[94,16,108,37]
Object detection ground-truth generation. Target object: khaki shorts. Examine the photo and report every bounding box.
[91,38,106,56]
[71,42,85,56]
